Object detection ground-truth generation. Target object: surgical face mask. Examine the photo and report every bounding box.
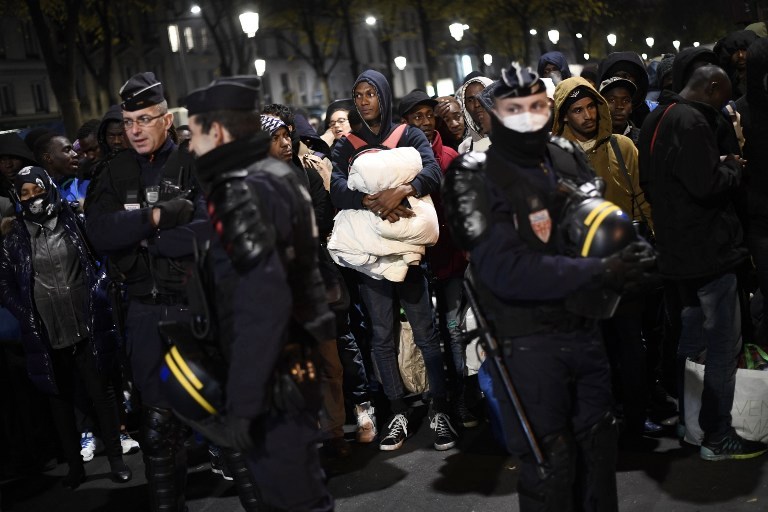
[501,112,551,133]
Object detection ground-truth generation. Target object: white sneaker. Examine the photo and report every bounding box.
[120,431,140,455]
[355,402,377,443]
[80,431,104,463]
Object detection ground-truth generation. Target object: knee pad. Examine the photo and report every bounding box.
[141,406,178,457]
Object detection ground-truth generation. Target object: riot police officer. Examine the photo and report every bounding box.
[178,76,335,511]
[443,63,655,511]
[85,72,208,511]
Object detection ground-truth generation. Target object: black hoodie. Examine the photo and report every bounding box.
[671,47,718,93]
[599,52,650,127]
[329,69,441,211]
[96,105,123,156]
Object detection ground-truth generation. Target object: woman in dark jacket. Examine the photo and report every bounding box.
[0,166,130,488]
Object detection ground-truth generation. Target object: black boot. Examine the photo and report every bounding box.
[141,406,186,511]
[108,456,132,483]
[222,448,263,511]
[62,462,86,490]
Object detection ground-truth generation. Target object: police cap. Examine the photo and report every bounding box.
[185,76,261,117]
[119,72,166,112]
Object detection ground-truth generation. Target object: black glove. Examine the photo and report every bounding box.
[601,241,656,293]
[227,415,255,453]
[155,198,194,230]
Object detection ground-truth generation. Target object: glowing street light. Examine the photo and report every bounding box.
[239,11,259,38]
[548,29,560,45]
[646,37,654,48]
[190,4,201,14]
[673,40,681,51]
[449,22,469,42]
[529,28,538,36]
[607,33,617,47]
[483,53,493,67]
[641,53,648,60]
[576,33,583,39]
[365,15,376,26]
[693,41,700,47]
[584,53,590,60]
[394,56,407,71]
[255,59,266,77]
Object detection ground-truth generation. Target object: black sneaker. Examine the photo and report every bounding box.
[453,397,479,428]
[379,414,408,451]
[209,446,233,480]
[700,430,768,461]
[430,412,458,451]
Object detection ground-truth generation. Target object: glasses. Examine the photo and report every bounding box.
[329,118,349,127]
[122,113,166,129]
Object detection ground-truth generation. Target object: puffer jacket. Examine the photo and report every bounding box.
[0,204,119,394]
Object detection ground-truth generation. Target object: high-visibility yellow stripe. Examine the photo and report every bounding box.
[170,346,204,390]
[581,206,621,257]
[164,353,218,415]
[584,201,613,227]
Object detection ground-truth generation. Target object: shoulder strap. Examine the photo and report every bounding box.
[345,133,367,151]
[650,103,677,155]
[609,135,644,223]
[382,124,408,149]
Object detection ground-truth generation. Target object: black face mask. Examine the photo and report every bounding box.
[20,194,59,223]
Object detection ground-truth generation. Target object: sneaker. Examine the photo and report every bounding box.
[700,430,768,461]
[208,446,233,480]
[120,431,140,455]
[355,402,377,443]
[80,431,104,463]
[453,397,479,429]
[430,412,458,451]
[379,414,408,451]
[643,418,664,436]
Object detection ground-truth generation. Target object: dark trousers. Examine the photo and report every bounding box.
[499,330,617,512]
[246,411,333,512]
[48,341,122,467]
[124,301,190,408]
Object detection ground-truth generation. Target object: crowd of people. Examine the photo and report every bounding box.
[1,22,768,512]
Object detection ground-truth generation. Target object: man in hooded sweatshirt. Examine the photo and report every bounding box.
[456,75,494,153]
[552,76,658,443]
[599,51,652,128]
[330,69,458,452]
[537,51,572,83]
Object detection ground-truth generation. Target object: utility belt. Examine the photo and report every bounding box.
[132,293,188,306]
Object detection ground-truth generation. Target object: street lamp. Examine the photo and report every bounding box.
[673,40,681,51]
[365,15,376,26]
[239,11,259,38]
[394,56,407,97]
[584,53,590,61]
[693,41,700,47]
[641,53,648,60]
[449,23,468,42]
[255,59,266,77]
[483,54,493,67]
[646,37,654,48]
[548,29,560,45]
[607,33,617,47]
[576,33,583,39]
[190,4,201,14]
[530,28,538,36]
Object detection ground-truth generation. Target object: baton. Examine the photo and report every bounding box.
[463,278,550,478]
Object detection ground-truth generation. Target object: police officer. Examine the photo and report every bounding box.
[182,76,335,511]
[443,63,655,511]
[85,72,208,511]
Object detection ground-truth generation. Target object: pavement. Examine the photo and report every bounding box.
[2,403,768,511]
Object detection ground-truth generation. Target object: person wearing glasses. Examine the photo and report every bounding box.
[84,72,209,512]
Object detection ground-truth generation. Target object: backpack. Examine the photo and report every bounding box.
[345,124,408,165]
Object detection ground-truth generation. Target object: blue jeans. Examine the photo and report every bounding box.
[434,276,466,395]
[676,273,741,441]
[357,266,447,403]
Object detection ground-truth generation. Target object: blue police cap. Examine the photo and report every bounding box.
[119,72,166,112]
[185,76,261,117]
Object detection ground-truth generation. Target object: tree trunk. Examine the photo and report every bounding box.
[340,0,359,80]
[414,0,435,88]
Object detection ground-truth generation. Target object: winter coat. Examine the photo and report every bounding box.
[552,77,652,227]
[0,204,119,394]
[638,92,746,279]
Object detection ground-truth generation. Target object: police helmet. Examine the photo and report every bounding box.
[560,197,636,258]
[160,343,226,421]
